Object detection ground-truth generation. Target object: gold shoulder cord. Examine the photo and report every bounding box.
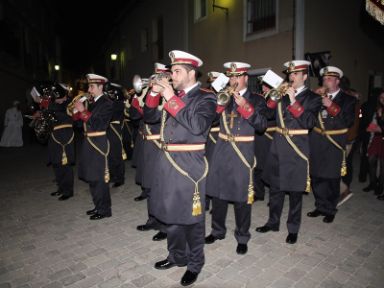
[51,130,74,165]
[145,124,161,149]
[160,110,208,216]
[222,111,257,204]
[278,101,311,192]
[86,137,110,183]
[208,132,217,144]
[109,123,127,160]
[317,113,347,176]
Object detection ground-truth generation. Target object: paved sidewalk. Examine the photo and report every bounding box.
[0,145,383,288]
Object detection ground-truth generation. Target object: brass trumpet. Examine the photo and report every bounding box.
[133,73,170,94]
[216,83,238,106]
[66,92,90,116]
[265,82,291,101]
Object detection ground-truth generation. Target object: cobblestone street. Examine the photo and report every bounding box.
[1,145,384,288]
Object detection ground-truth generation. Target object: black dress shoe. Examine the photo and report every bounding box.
[50,191,61,196]
[86,208,97,215]
[112,182,124,188]
[363,184,376,192]
[152,232,167,241]
[181,270,198,286]
[134,195,147,201]
[236,243,248,255]
[378,194,384,200]
[89,213,111,220]
[136,224,153,231]
[255,225,279,233]
[154,259,186,270]
[323,215,335,223]
[58,195,72,201]
[307,210,323,217]
[286,233,298,244]
[205,234,224,244]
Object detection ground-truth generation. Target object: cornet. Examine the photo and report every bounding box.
[133,73,170,94]
[265,82,292,101]
[216,83,238,106]
[66,93,90,116]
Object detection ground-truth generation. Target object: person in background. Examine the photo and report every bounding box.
[0,100,24,147]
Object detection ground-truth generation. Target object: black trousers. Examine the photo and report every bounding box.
[253,168,266,199]
[367,155,384,193]
[53,165,74,197]
[89,181,111,216]
[267,189,303,234]
[211,197,251,244]
[109,157,125,184]
[145,188,166,232]
[166,221,205,274]
[311,176,340,216]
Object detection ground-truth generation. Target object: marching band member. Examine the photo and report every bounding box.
[136,63,169,242]
[74,74,113,220]
[256,60,322,244]
[106,83,126,188]
[48,83,75,200]
[205,62,267,255]
[205,71,220,212]
[308,66,356,221]
[145,50,216,286]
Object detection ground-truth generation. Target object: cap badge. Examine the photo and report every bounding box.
[170,52,175,63]
[230,63,237,72]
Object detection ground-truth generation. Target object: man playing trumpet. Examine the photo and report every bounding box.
[256,60,322,244]
[307,66,356,222]
[205,62,267,255]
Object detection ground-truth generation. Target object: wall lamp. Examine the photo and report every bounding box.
[110,54,118,61]
[213,0,229,15]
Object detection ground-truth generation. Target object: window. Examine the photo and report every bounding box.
[151,16,164,61]
[194,0,207,22]
[245,0,278,40]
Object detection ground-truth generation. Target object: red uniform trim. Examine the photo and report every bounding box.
[267,98,277,109]
[288,101,304,118]
[40,99,49,109]
[79,110,91,122]
[145,93,161,108]
[216,105,225,114]
[132,97,143,115]
[164,95,185,117]
[72,112,81,121]
[237,100,254,119]
[327,102,341,117]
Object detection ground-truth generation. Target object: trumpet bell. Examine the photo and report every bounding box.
[133,75,150,94]
[217,91,231,106]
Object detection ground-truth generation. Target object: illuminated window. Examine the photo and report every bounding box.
[194,0,207,22]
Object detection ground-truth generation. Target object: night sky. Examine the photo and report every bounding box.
[54,0,129,74]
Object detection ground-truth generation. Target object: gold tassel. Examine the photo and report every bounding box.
[122,149,127,160]
[192,191,202,216]
[305,176,311,193]
[247,184,254,204]
[62,151,68,165]
[341,152,347,176]
[104,168,110,183]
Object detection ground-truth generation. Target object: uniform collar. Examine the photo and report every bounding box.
[93,94,104,102]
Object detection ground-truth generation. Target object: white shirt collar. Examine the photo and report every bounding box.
[295,85,306,96]
[238,88,247,97]
[328,89,340,99]
[181,82,199,95]
[93,94,104,102]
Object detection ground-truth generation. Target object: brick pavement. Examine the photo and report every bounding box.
[0,145,383,288]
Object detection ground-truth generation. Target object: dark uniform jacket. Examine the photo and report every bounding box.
[78,95,113,182]
[206,90,267,202]
[144,85,216,225]
[263,88,322,191]
[309,90,356,178]
[48,100,75,166]
[107,100,125,181]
